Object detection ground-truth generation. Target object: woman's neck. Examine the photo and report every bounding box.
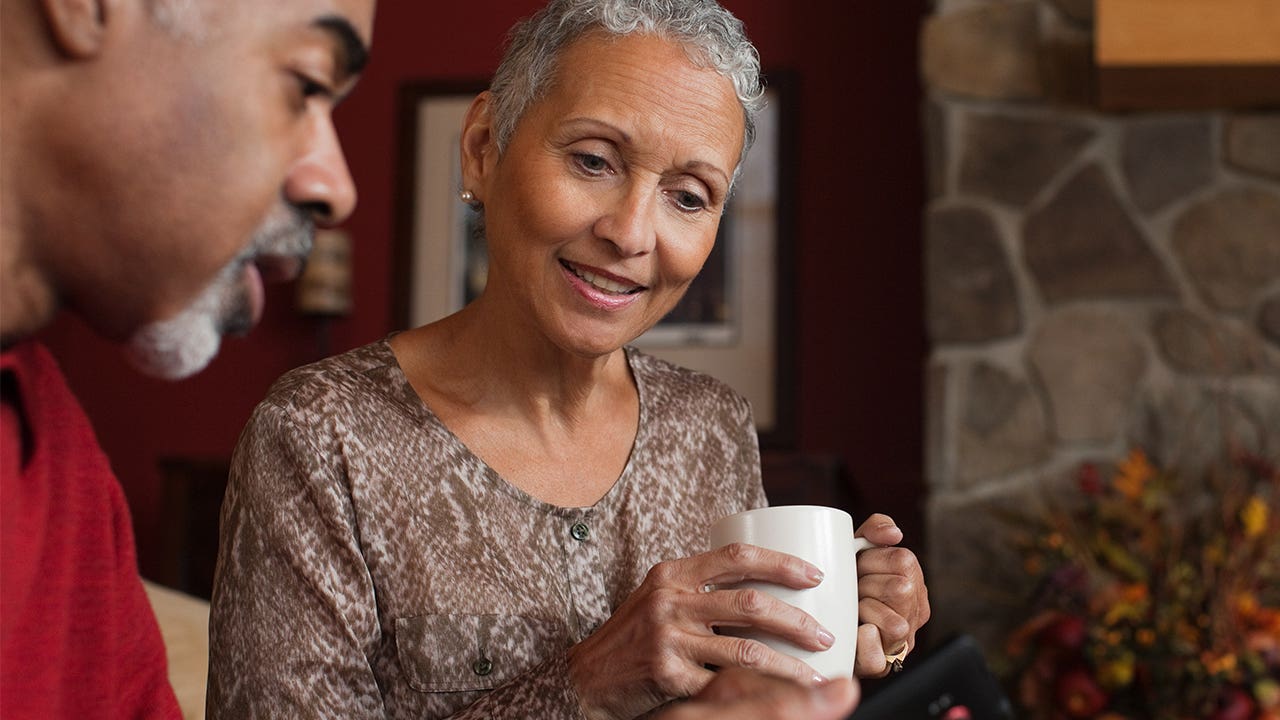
[406,299,630,414]
[389,300,641,507]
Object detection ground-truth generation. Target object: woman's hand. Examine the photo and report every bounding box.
[851,513,930,678]
[566,544,834,720]
[656,668,859,720]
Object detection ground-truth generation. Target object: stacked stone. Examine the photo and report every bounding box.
[920,0,1280,652]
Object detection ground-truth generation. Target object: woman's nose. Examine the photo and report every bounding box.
[283,115,358,227]
[593,185,658,257]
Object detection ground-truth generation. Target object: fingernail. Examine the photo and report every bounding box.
[817,627,835,648]
[811,673,829,686]
[808,566,825,583]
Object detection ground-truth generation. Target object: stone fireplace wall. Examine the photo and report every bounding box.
[920,0,1280,653]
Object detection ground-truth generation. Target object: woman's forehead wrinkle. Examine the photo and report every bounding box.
[548,48,741,179]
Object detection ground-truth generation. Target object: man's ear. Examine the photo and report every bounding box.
[459,91,499,202]
[41,0,110,58]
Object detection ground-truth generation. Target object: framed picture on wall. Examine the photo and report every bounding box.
[393,75,796,448]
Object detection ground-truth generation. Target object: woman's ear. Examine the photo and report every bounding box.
[40,0,112,58]
[459,91,499,204]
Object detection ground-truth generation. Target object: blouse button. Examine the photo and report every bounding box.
[472,657,494,676]
[570,522,591,542]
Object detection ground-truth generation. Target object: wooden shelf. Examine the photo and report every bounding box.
[1096,0,1280,110]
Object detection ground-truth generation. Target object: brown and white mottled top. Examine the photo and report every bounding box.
[207,338,765,719]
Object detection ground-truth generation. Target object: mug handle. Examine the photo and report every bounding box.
[851,536,877,554]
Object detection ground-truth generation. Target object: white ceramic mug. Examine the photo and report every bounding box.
[708,505,874,679]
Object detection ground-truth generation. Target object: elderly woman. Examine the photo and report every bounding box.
[207,1,928,718]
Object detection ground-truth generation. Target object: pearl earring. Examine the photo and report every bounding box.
[459,189,477,205]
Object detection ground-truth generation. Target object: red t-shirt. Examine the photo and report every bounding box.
[1,341,181,719]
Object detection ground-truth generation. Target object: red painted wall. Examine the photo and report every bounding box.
[39,1,926,578]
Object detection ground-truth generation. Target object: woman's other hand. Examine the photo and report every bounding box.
[566,543,832,720]
[656,668,859,720]
[852,513,931,678]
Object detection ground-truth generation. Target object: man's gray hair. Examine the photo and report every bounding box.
[488,0,764,179]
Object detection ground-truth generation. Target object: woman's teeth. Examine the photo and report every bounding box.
[569,264,641,295]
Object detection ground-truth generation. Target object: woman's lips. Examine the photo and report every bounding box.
[559,260,646,311]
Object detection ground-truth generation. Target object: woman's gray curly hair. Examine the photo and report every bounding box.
[488,0,765,182]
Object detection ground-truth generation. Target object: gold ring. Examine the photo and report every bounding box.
[885,645,909,674]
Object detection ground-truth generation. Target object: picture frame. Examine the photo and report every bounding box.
[393,75,796,448]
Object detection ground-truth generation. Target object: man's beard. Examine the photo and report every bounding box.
[125,204,313,380]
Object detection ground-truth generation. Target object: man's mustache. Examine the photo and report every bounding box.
[245,203,315,262]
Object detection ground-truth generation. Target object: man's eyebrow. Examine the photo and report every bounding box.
[313,15,369,80]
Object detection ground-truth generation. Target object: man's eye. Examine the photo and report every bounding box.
[295,73,333,100]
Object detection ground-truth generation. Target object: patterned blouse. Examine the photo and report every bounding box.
[207,338,766,719]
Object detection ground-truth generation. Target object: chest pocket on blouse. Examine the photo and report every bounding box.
[395,613,566,693]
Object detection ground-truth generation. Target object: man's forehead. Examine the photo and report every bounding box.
[210,0,375,45]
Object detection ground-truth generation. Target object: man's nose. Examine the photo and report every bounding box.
[284,115,358,227]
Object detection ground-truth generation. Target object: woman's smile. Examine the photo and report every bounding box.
[559,259,647,311]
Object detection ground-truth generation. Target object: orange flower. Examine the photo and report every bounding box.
[1113,449,1154,501]
[1235,592,1261,618]
[1024,555,1043,575]
[1103,583,1150,626]
[1200,650,1238,676]
[1254,608,1280,634]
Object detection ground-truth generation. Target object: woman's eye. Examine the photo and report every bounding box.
[671,189,708,212]
[573,153,611,175]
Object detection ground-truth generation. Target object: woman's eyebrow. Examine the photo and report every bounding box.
[560,117,631,143]
[558,118,731,185]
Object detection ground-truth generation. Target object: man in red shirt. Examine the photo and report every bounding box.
[0,0,374,716]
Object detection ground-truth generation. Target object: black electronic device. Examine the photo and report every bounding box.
[849,634,1015,720]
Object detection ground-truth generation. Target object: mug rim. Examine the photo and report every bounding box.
[712,504,853,527]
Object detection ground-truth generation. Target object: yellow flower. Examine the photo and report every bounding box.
[1098,653,1136,689]
[1113,449,1155,500]
[1241,495,1269,538]
[1255,678,1280,709]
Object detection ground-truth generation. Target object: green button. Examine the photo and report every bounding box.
[472,657,493,676]
[571,522,590,542]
